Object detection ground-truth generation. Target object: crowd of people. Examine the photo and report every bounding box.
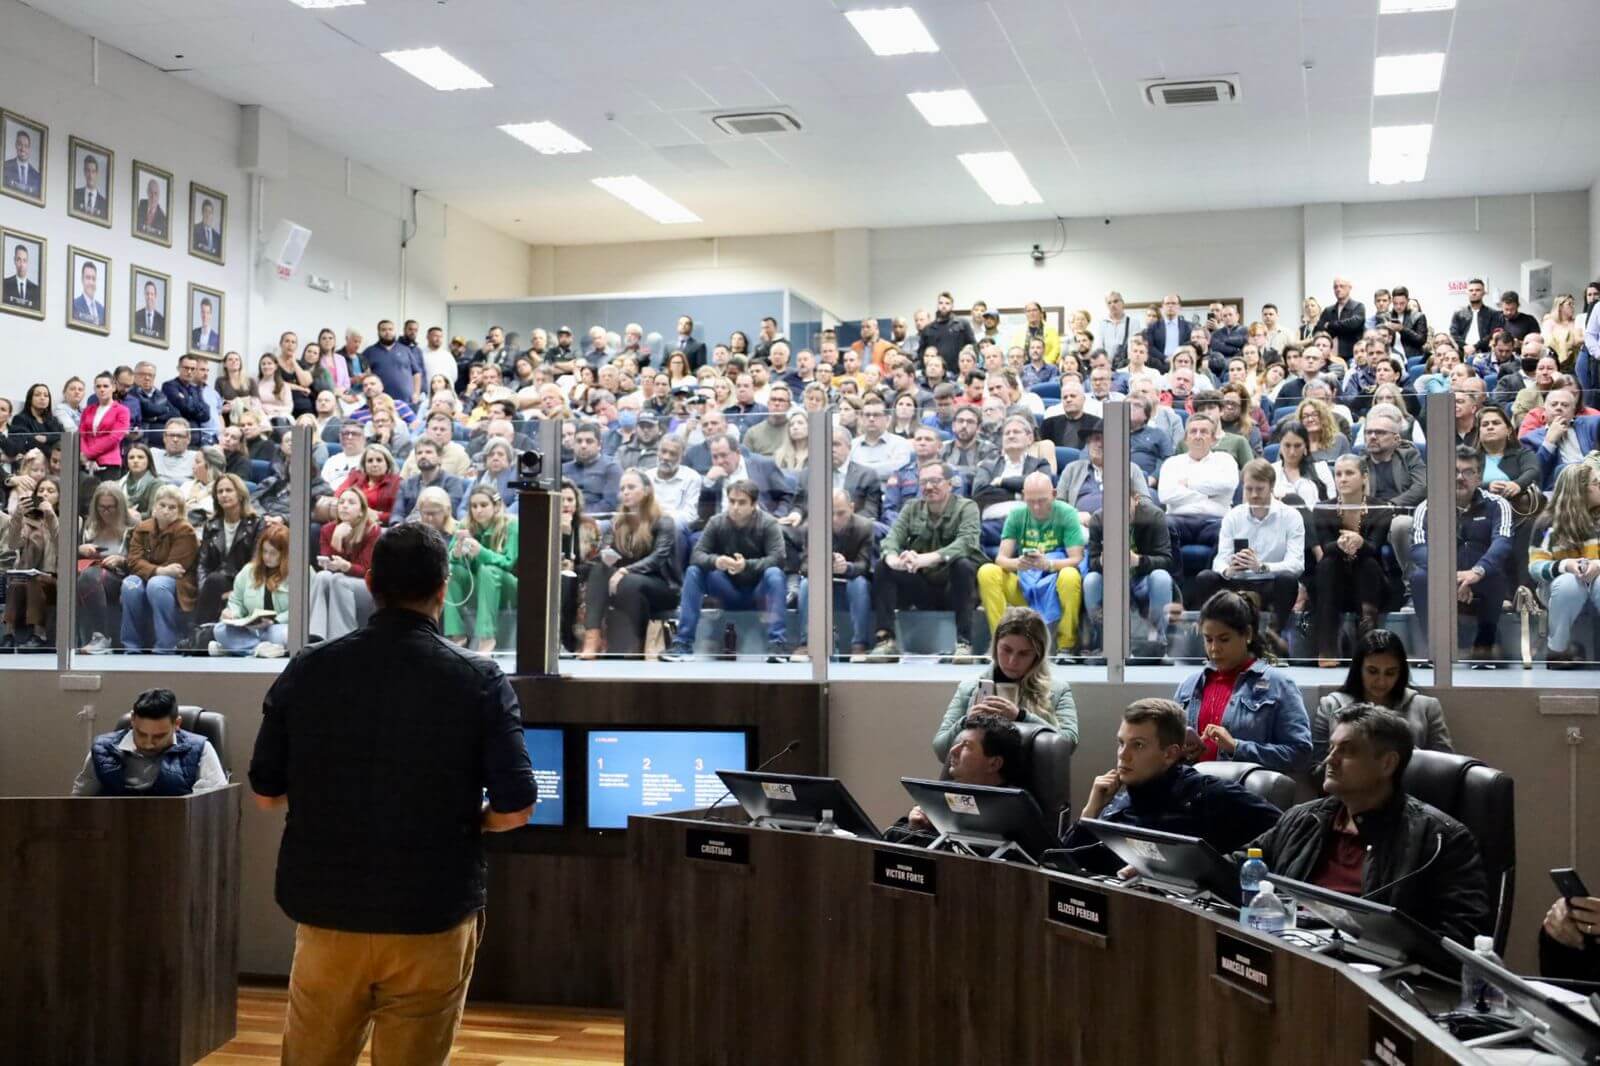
[5,277,1600,665]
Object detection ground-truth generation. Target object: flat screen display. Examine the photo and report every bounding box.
[523,727,565,827]
[585,729,749,830]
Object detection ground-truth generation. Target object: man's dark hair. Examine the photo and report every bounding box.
[1331,703,1414,776]
[412,437,439,456]
[369,523,450,607]
[958,712,1022,784]
[933,382,958,401]
[1391,285,1409,299]
[573,421,601,442]
[1261,302,1278,313]
[1122,698,1186,749]
[1456,443,1483,473]
[132,688,180,721]
[725,478,760,506]
[1500,290,1520,306]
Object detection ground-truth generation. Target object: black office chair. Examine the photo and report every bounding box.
[935,719,1075,833]
[114,706,230,775]
[1192,760,1297,812]
[1401,749,1516,953]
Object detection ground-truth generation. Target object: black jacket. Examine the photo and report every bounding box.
[1315,300,1367,360]
[1386,309,1430,360]
[613,515,681,589]
[800,512,876,580]
[1540,929,1600,983]
[691,510,786,586]
[695,452,796,526]
[1449,305,1504,354]
[918,315,977,366]
[6,410,65,457]
[1087,497,1176,579]
[1242,790,1490,946]
[1062,764,1283,876]
[970,453,1052,511]
[197,512,264,591]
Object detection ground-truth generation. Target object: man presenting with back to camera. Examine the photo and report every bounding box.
[250,523,535,1065]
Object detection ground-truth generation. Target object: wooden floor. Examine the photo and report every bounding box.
[200,984,624,1065]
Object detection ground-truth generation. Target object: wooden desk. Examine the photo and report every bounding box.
[0,783,241,1066]
[625,813,1482,1066]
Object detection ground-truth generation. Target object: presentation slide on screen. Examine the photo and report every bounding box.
[586,730,747,829]
[523,728,565,827]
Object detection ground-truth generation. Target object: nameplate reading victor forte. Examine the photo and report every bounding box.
[872,849,937,896]
[1045,881,1109,938]
[684,828,749,866]
[1365,1010,1416,1066]
[1213,931,1274,1001]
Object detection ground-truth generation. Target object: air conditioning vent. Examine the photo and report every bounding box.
[1142,77,1240,108]
[711,111,802,136]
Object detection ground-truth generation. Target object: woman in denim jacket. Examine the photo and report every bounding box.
[1173,590,1311,772]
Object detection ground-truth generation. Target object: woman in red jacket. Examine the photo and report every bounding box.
[308,487,380,640]
[334,443,401,522]
[81,372,131,479]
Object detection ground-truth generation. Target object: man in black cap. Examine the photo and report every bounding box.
[546,326,577,372]
[616,410,662,471]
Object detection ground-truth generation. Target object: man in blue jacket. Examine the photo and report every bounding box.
[72,688,226,796]
[1523,390,1600,489]
[1409,446,1514,659]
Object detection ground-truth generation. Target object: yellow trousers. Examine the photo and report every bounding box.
[977,563,1082,650]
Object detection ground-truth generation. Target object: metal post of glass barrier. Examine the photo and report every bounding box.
[1424,390,1457,690]
[805,408,833,682]
[56,430,80,673]
[514,417,562,678]
[286,423,312,654]
[1102,399,1131,684]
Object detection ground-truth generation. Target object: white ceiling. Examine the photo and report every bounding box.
[27,0,1600,245]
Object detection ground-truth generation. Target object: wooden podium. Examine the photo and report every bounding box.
[625,812,1483,1066]
[0,783,242,1065]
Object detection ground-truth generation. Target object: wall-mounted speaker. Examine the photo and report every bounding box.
[263,219,312,279]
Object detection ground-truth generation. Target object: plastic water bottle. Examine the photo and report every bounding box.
[1240,847,1268,899]
[1242,881,1291,935]
[721,622,739,660]
[1459,935,1509,1013]
[814,808,837,836]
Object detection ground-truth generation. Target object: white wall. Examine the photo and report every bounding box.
[1590,175,1600,279]
[0,0,531,407]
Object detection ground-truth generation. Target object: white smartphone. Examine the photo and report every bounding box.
[975,679,996,701]
[600,547,621,566]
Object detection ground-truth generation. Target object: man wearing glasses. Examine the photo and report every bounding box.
[1357,404,1427,565]
[848,392,912,479]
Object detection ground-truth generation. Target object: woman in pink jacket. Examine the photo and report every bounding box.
[81,372,131,479]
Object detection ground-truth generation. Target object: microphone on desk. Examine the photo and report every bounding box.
[698,740,801,821]
[1360,831,1443,902]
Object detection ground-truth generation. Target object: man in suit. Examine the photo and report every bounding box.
[3,127,41,198]
[134,279,165,339]
[135,177,167,239]
[671,314,708,369]
[1142,292,1190,373]
[192,198,221,256]
[192,296,219,353]
[3,241,40,311]
[696,432,796,526]
[828,425,883,522]
[73,153,109,220]
[71,259,105,326]
[1313,276,1366,361]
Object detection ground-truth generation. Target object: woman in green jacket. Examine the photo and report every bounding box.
[210,523,293,657]
[935,606,1078,757]
[447,485,518,655]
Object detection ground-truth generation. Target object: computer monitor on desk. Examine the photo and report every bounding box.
[900,778,1059,865]
[1076,818,1242,906]
[1441,937,1600,1064]
[1270,873,1453,978]
[715,770,883,839]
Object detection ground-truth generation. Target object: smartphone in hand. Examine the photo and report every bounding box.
[1552,867,1590,902]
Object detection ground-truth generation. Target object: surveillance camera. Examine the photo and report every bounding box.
[1103,218,1111,225]
[1030,244,1045,264]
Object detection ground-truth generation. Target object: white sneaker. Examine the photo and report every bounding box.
[207,640,226,657]
[80,633,111,655]
[254,642,286,659]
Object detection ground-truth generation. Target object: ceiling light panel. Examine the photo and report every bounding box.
[499,121,591,155]
[1378,0,1454,12]
[1373,52,1445,95]
[1369,123,1432,184]
[592,176,701,224]
[289,0,364,8]
[907,90,987,127]
[845,7,939,56]
[956,151,1041,206]
[380,47,492,91]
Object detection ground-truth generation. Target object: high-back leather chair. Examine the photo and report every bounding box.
[936,719,1075,832]
[114,706,230,775]
[1402,749,1516,953]
[1192,760,1297,812]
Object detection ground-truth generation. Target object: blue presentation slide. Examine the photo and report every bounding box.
[586,730,748,829]
[523,727,565,827]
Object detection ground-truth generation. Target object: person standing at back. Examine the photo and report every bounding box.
[249,522,536,1066]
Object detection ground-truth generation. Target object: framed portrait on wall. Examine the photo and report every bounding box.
[129,265,171,348]
[66,245,111,335]
[0,109,47,207]
[67,135,114,227]
[188,182,226,265]
[187,282,223,358]
[1,228,46,320]
[131,160,173,247]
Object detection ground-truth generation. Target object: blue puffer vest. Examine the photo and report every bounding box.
[90,728,206,795]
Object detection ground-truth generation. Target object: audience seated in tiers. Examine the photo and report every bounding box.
[72,687,226,796]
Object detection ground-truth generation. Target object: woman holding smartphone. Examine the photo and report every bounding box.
[933,607,1078,757]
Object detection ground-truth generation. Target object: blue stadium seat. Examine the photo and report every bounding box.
[1264,443,1280,462]
[249,459,271,482]
[1031,382,1061,404]
[1054,446,1081,471]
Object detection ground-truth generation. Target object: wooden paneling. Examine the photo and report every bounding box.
[0,784,241,1065]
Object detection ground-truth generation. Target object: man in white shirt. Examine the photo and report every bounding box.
[1156,414,1240,555]
[1191,459,1305,648]
[1094,290,1134,364]
[849,393,912,478]
[421,326,455,387]
[152,418,198,485]
[649,436,702,532]
[321,421,368,487]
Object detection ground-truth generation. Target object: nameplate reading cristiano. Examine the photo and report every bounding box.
[1213,931,1275,1002]
[872,849,937,896]
[684,828,749,866]
[1045,881,1109,938]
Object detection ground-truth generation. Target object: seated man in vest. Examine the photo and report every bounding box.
[1062,698,1281,875]
[885,712,1020,846]
[1243,704,1489,945]
[72,687,226,796]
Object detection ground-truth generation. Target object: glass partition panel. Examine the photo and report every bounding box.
[3,430,64,656]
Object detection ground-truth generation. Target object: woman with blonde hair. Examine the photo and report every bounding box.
[78,481,138,653]
[446,486,519,655]
[580,469,679,658]
[119,483,200,653]
[1300,296,1322,342]
[1295,396,1350,462]
[211,523,293,658]
[1529,464,1600,667]
[772,411,811,472]
[414,485,458,537]
[1,477,58,650]
[934,606,1078,755]
[1544,293,1584,372]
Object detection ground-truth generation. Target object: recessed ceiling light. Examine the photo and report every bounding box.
[499,121,590,155]
[1378,0,1454,12]
[1374,52,1445,95]
[1369,123,1432,184]
[907,89,987,127]
[844,7,939,56]
[956,151,1041,206]
[380,47,492,91]
[289,0,364,8]
[591,176,701,224]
